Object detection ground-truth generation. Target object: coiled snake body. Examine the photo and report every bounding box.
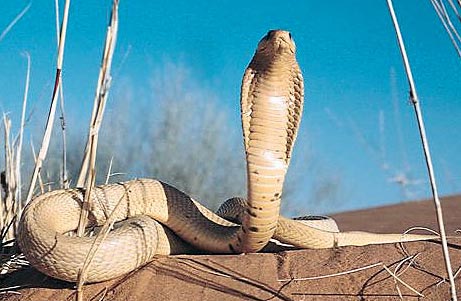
[17,30,435,283]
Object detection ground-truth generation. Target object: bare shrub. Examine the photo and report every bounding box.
[97,63,246,210]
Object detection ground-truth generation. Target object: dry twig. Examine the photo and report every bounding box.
[75,183,129,301]
[74,1,120,300]
[0,2,32,42]
[430,0,461,57]
[24,0,71,205]
[2,116,16,241]
[15,52,31,214]
[386,1,458,299]
[54,0,69,188]
[392,254,421,299]
[29,142,44,194]
[278,258,423,297]
[75,0,119,237]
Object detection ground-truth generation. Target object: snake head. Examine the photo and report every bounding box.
[257,30,296,55]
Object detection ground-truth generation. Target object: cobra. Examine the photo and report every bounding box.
[17,30,435,283]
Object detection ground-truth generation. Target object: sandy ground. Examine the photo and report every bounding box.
[1,195,460,301]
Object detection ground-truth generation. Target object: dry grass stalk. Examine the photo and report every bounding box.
[2,116,17,241]
[176,258,293,301]
[455,266,461,279]
[15,52,31,214]
[184,254,424,297]
[448,0,461,21]
[29,142,44,194]
[381,264,424,298]
[104,157,126,184]
[58,86,69,189]
[75,0,119,238]
[178,259,235,279]
[399,227,440,261]
[0,51,32,244]
[104,157,114,185]
[24,0,71,205]
[438,0,461,38]
[0,2,32,42]
[278,257,423,297]
[392,254,421,299]
[386,0,458,300]
[76,182,130,301]
[430,0,461,57]
[0,285,22,294]
[0,251,28,276]
[277,262,383,282]
[54,0,69,189]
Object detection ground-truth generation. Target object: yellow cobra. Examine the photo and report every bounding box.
[17,30,435,283]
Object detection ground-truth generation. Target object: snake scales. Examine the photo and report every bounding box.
[17,30,435,283]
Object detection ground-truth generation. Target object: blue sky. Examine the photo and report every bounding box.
[1,0,460,213]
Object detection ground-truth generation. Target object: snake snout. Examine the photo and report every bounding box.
[258,30,296,54]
